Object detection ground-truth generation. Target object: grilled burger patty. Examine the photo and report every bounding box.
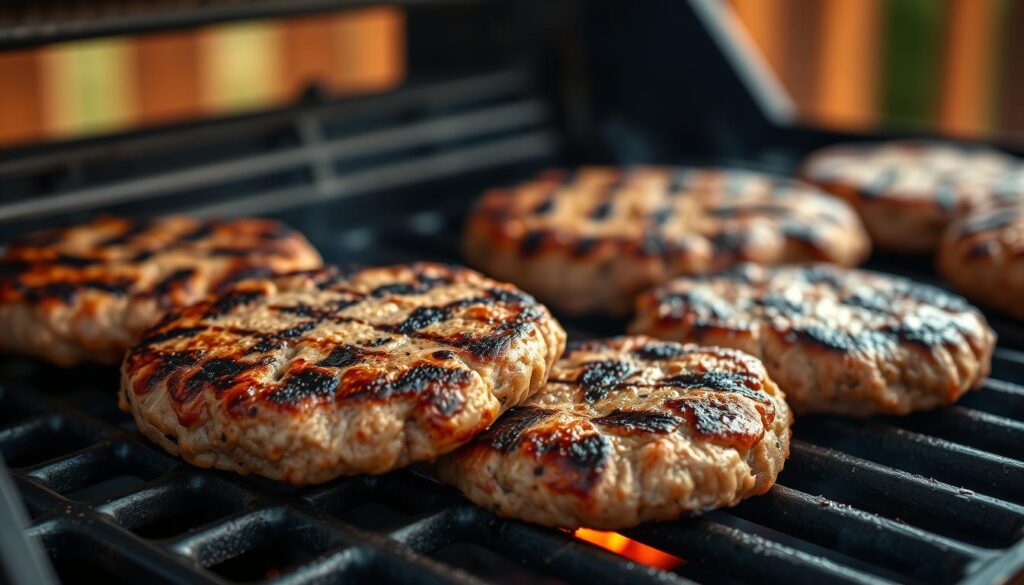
[464,166,870,316]
[801,140,1024,252]
[435,336,791,529]
[631,264,996,415]
[939,199,1024,320]
[0,215,322,365]
[120,263,566,484]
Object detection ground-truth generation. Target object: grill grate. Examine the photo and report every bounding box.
[3,208,1024,584]
[1,69,1024,585]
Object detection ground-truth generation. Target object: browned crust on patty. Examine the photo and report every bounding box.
[938,199,1024,320]
[631,264,996,415]
[0,215,323,365]
[801,140,1024,252]
[435,336,791,529]
[120,263,566,484]
[463,166,870,316]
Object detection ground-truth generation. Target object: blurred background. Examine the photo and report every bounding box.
[0,5,406,147]
[729,0,1021,136]
[1,0,1021,149]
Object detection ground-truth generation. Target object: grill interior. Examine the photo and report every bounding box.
[4,191,1024,584]
[2,7,1024,583]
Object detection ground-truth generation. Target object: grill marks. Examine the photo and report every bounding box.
[184,358,254,395]
[473,341,779,493]
[590,201,614,220]
[886,316,972,349]
[161,356,266,424]
[591,410,681,435]
[132,265,548,420]
[1,217,317,311]
[51,253,98,267]
[957,208,1019,237]
[806,144,1024,210]
[141,342,479,417]
[317,346,366,368]
[665,394,766,448]
[215,266,274,293]
[268,368,340,406]
[206,289,267,318]
[664,370,776,428]
[152,269,195,299]
[478,406,555,452]
[532,199,555,215]
[394,307,451,333]
[478,167,859,266]
[520,230,547,255]
[137,326,208,347]
[344,364,472,402]
[654,266,979,354]
[5,275,138,304]
[439,320,533,360]
[194,280,538,360]
[333,363,473,419]
[786,282,974,353]
[526,426,610,496]
[370,273,452,298]
[474,410,613,495]
[633,341,690,360]
[135,350,203,394]
[574,360,636,402]
[664,370,760,396]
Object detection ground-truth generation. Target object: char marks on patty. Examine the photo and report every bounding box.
[466,337,780,471]
[632,263,996,416]
[121,262,567,483]
[0,215,323,365]
[127,263,557,418]
[464,166,870,316]
[436,335,791,529]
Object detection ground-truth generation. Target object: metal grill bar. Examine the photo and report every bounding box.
[0,95,550,224]
[627,515,884,585]
[2,269,1024,583]
[891,407,1024,461]
[731,485,982,583]
[784,441,1024,549]
[797,417,1024,504]
[1,71,1024,585]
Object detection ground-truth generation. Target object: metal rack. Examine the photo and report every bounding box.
[3,187,1024,583]
[1,1,1023,583]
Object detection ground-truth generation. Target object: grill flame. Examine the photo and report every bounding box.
[574,528,683,570]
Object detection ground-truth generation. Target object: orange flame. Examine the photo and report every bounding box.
[574,528,683,570]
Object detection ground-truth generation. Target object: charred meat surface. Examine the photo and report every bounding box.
[632,263,996,415]
[939,198,1024,321]
[436,336,791,530]
[801,140,1024,252]
[120,263,566,484]
[0,215,323,365]
[464,166,870,315]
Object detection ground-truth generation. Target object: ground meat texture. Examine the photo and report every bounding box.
[801,140,1024,252]
[463,166,870,316]
[631,263,996,416]
[435,336,791,530]
[120,263,566,484]
[0,215,323,365]
[938,198,1024,321]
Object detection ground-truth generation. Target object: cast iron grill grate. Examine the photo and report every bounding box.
[2,228,1024,585]
[1,71,1023,585]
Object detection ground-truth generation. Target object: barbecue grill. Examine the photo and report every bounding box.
[2,1,1023,584]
